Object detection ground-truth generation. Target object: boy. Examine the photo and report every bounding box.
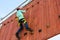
[16,8,33,40]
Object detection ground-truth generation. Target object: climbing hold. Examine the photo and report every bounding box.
[58,15,60,18]
[38,29,42,32]
[4,24,6,26]
[26,8,29,10]
[30,32,34,35]
[46,24,50,28]
[32,5,34,7]
[37,2,39,4]
[7,21,9,23]
[24,32,27,36]
[11,20,13,22]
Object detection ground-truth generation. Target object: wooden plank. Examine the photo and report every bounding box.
[0,0,60,40]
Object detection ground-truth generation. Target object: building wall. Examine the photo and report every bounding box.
[0,0,60,40]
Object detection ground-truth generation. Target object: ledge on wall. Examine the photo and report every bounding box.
[48,34,60,40]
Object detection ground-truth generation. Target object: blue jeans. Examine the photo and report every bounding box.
[16,22,29,34]
[16,18,30,35]
[16,18,33,40]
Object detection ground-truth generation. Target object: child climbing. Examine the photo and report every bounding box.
[16,8,33,40]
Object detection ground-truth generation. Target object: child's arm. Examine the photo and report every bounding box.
[21,10,26,13]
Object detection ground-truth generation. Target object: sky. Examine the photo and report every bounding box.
[0,0,60,40]
[0,0,25,18]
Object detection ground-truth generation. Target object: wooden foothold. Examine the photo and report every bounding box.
[32,5,34,7]
[38,29,42,32]
[7,21,9,23]
[24,32,27,36]
[37,2,39,4]
[30,32,34,35]
[4,24,6,26]
[58,15,60,18]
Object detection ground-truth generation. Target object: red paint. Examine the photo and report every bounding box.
[0,0,60,40]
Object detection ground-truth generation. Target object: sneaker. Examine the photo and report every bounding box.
[27,28,34,35]
[16,33,18,38]
[16,33,21,40]
[27,28,33,32]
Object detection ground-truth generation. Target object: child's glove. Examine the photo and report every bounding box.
[15,17,18,21]
[18,23,20,26]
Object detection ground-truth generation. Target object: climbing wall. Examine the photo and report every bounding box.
[0,0,60,40]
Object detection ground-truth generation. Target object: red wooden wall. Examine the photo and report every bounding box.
[0,0,60,40]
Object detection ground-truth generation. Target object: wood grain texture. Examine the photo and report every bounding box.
[0,0,60,40]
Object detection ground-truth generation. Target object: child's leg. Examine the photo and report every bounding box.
[24,22,33,32]
[23,19,33,32]
[16,23,23,40]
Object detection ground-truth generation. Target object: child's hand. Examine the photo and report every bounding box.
[18,23,20,26]
[15,17,18,21]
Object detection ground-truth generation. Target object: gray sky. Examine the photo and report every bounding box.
[0,0,25,18]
